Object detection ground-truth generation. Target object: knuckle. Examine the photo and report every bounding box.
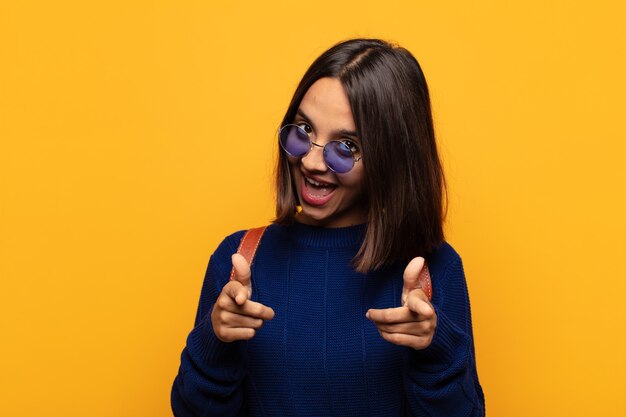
[429,320,437,333]
[217,296,229,309]
[421,321,433,333]
[218,311,229,325]
[380,331,394,343]
[419,335,433,349]
[416,335,433,350]
[387,333,401,344]
[423,306,435,319]
[422,318,436,334]
[214,329,227,341]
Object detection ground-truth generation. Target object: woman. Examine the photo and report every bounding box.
[172,38,485,416]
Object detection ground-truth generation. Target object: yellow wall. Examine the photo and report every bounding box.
[1,1,625,415]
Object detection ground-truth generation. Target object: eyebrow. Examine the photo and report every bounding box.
[296,109,358,138]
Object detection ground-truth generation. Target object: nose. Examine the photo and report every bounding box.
[300,141,328,173]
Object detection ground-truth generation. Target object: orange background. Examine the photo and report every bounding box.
[1,1,625,416]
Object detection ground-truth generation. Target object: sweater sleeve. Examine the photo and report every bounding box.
[403,256,485,417]
[171,232,248,417]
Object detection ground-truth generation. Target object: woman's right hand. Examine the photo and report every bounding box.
[211,253,275,342]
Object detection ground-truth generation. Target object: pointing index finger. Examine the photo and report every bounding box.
[223,280,249,305]
[241,300,276,321]
[406,290,435,318]
[366,306,414,324]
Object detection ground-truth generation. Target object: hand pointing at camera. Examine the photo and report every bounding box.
[211,253,275,342]
[366,257,437,350]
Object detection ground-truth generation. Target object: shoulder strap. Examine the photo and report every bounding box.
[229,226,268,280]
[420,262,433,301]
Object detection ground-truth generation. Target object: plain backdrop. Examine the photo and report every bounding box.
[1,1,625,416]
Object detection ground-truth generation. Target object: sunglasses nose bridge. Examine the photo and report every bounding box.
[300,139,329,172]
[308,140,325,157]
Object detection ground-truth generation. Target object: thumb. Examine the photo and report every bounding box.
[402,257,425,306]
[231,253,252,295]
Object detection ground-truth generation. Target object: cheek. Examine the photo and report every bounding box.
[338,166,365,189]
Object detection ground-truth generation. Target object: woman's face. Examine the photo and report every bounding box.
[289,77,367,228]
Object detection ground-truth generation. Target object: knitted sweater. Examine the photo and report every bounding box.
[172,222,485,416]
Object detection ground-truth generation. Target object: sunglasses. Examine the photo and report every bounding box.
[278,124,362,174]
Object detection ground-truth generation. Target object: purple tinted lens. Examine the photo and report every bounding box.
[280,125,310,157]
[324,141,354,173]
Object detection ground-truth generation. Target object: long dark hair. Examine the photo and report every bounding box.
[275,39,447,272]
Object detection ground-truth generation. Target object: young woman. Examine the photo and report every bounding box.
[172,38,485,416]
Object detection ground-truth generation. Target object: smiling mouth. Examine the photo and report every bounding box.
[305,176,336,197]
[301,176,337,206]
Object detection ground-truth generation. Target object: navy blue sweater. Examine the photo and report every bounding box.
[172,223,485,416]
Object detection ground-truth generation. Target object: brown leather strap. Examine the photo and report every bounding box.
[420,262,433,301]
[229,226,268,280]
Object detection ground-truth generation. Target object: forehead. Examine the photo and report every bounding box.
[298,77,356,131]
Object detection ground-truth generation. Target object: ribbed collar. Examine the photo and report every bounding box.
[287,221,367,248]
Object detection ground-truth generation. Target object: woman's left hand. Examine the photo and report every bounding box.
[366,257,437,350]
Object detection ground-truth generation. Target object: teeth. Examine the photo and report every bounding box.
[306,177,329,187]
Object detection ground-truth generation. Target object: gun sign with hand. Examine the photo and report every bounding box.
[211,253,275,343]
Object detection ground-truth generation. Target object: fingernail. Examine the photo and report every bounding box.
[365,310,370,320]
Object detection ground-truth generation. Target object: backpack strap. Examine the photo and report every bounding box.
[420,262,433,301]
[229,226,268,280]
